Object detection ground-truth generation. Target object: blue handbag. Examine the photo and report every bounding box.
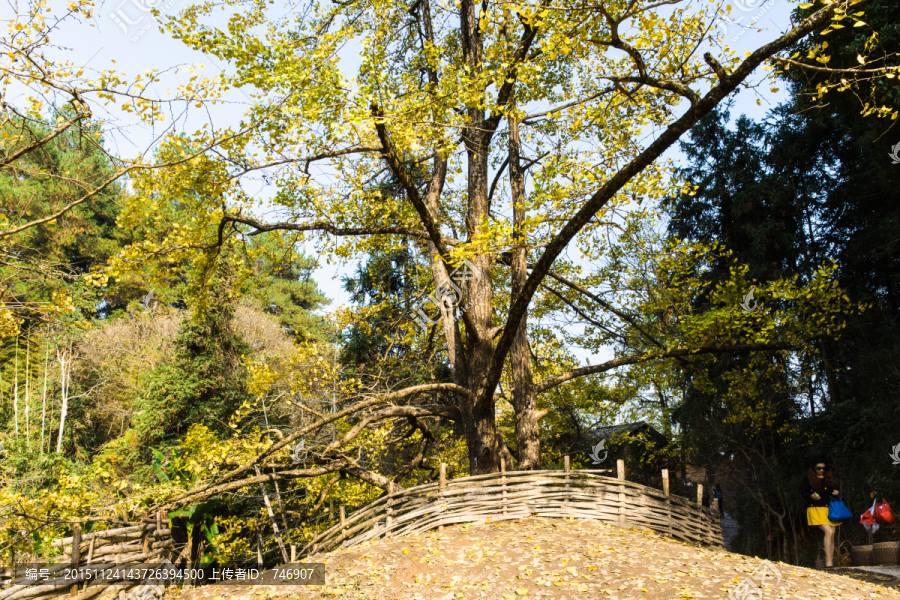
[828,495,853,522]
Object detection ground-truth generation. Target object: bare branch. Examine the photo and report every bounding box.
[222,213,462,246]
[535,343,795,394]
[488,0,848,406]
[163,383,470,508]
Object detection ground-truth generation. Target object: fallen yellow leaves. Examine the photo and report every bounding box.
[210,517,900,600]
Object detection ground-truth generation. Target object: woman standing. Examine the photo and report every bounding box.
[799,454,841,568]
[712,484,725,519]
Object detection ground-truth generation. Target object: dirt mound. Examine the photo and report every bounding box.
[177,517,900,599]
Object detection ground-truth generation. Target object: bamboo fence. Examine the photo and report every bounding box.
[301,458,724,558]
[0,511,174,600]
[1,460,724,599]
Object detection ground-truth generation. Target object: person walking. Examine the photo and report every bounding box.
[799,454,841,569]
[712,484,724,518]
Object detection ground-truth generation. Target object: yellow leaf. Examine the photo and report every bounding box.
[516,589,528,596]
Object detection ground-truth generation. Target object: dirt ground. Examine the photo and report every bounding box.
[175,517,900,600]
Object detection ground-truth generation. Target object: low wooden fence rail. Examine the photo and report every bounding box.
[1,460,723,599]
[301,458,724,558]
[0,511,174,600]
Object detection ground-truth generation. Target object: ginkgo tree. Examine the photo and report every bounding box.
[91,0,896,483]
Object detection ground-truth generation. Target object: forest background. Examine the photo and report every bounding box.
[1,0,899,571]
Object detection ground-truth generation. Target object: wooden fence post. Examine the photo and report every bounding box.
[501,458,507,519]
[616,460,626,526]
[157,509,168,561]
[115,551,125,600]
[141,512,150,555]
[329,499,334,521]
[70,524,81,598]
[256,527,263,570]
[290,545,296,563]
[439,463,447,533]
[564,456,570,515]
[387,481,394,531]
[86,535,96,566]
[698,485,709,544]
[661,469,672,538]
[340,506,346,540]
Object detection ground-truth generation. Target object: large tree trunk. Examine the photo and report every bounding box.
[420,130,500,475]
[435,0,499,476]
[461,130,500,474]
[507,111,540,470]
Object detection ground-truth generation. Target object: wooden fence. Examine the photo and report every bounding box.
[0,511,174,600]
[301,458,724,558]
[1,460,723,599]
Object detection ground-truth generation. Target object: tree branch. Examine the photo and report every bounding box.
[487,0,847,407]
[166,383,470,508]
[320,404,460,455]
[535,343,795,394]
[158,461,353,511]
[222,212,462,246]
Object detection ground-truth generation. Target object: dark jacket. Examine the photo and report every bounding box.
[799,476,837,508]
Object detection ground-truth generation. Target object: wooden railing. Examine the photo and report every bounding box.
[0,511,173,600]
[300,458,724,558]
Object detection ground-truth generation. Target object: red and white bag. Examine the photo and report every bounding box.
[861,500,880,534]
[875,499,896,525]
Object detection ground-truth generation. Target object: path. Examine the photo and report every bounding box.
[835,567,900,592]
[720,511,740,551]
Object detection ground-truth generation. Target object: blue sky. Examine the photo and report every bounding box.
[42,0,800,364]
